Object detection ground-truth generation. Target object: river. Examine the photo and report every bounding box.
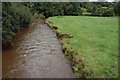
[2,22,75,78]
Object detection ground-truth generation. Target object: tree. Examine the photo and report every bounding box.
[114,2,120,16]
[102,7,114,16]
[2,3,37,46]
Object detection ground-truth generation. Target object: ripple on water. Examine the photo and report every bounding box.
[3,24,75,78]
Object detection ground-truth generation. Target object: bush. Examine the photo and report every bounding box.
[102,8,114,16]
[2,3,33,46]
[114,2,120,16]
[91,6,114,16]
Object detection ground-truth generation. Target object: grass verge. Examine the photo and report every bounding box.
[46,16,118,78]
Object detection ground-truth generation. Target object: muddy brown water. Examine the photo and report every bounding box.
[2,23,75,78]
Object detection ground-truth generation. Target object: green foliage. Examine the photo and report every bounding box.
[91,5,114,16]
[34,2,83,17]
[2,2,40,46]
[81,8,91,16]
[79,2,117,17]
[102,7,114,16]
[114,2,120,16]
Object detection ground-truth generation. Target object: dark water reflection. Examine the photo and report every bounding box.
[2,23,37,78]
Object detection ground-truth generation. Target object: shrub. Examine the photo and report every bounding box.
[91,6,114,16]
[102,8,114,16]
[114,2,120,16]
[2,3,33,46]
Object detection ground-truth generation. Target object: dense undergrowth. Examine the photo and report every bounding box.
[2,3,45,47]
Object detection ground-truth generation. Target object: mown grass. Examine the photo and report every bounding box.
[46,16,118,78]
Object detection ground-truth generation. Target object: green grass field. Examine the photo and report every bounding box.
[47,16,118,78]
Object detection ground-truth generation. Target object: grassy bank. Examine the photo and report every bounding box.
[46,16,118,78]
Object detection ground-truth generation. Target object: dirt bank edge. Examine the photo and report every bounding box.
[46,19,89,78]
